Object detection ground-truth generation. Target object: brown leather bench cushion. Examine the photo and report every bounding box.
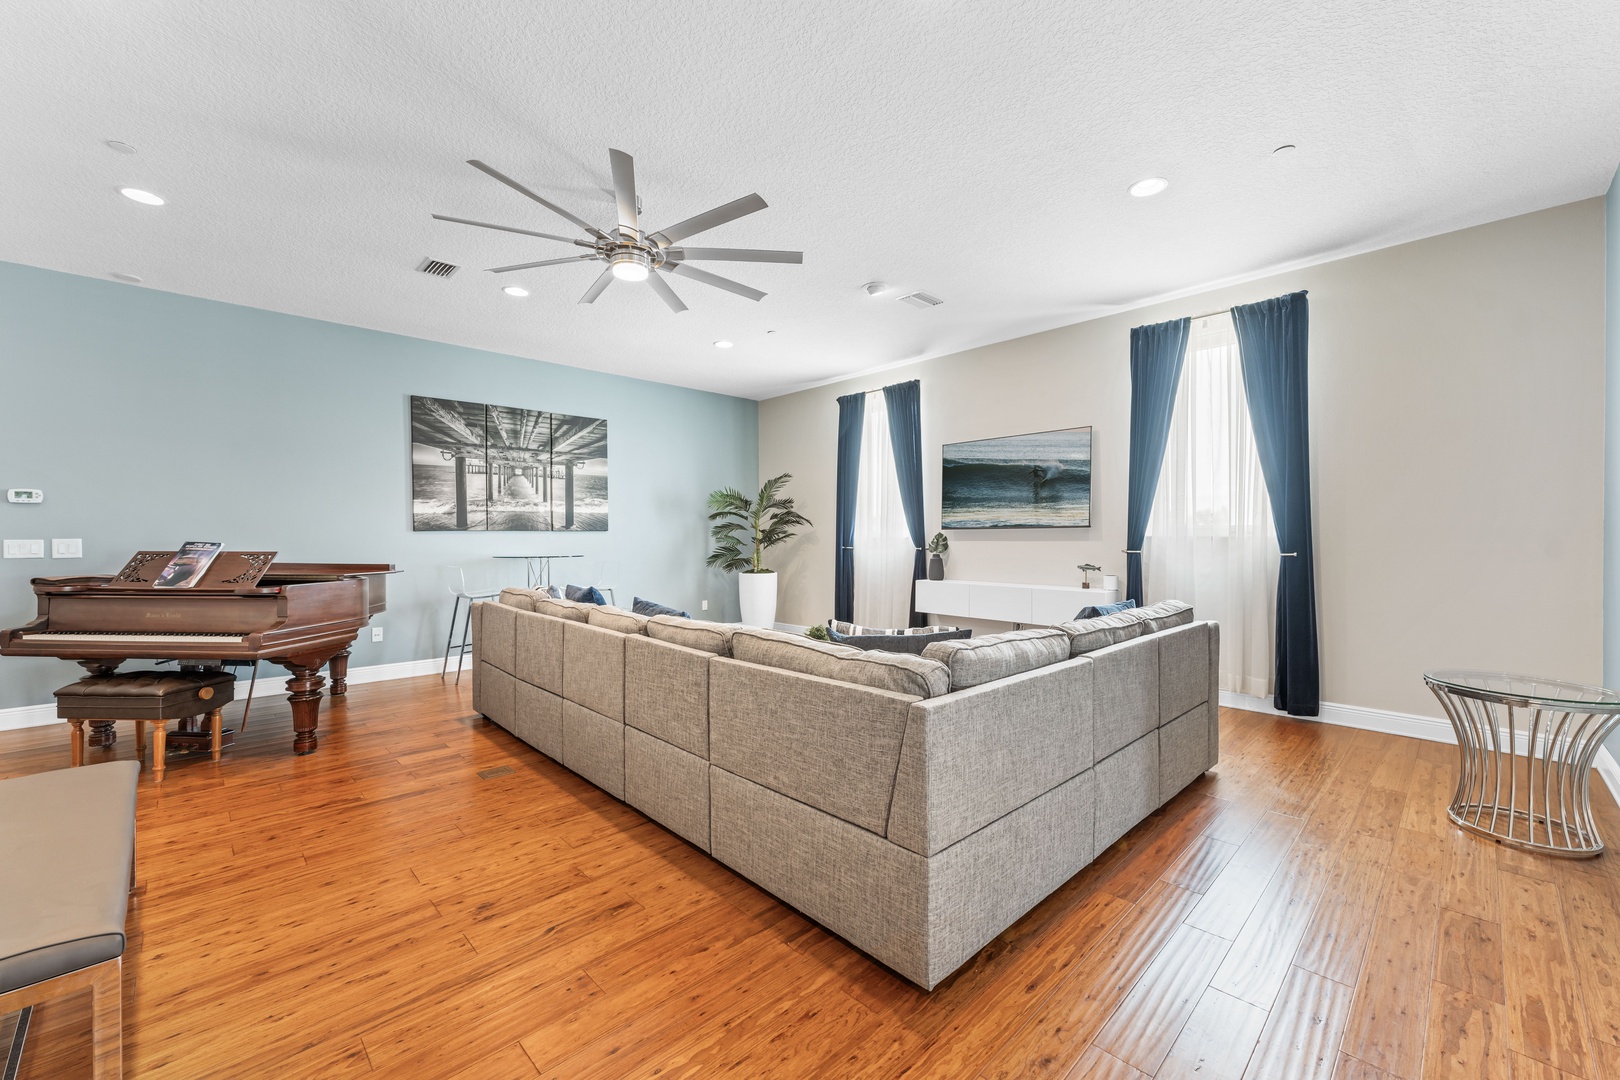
[55,671,236,720]
[0,761,139,994]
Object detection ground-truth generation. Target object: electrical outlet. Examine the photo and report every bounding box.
[701,600,709,611]
[371,627,384,642]
[51,539,83,558]
[3,539,44,559]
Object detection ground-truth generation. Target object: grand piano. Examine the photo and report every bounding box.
[0,552,398,756]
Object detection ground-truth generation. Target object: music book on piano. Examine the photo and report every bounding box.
[152,541,223,589]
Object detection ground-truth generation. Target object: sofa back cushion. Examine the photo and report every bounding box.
[732,627,950,699]
[562,621,626,722]
[534,596,592,622]
[921,627,1070,691]
[1059,612,1149,656]
[587,605,650,636]
[826,622,972,654]
[499,588,536,611]
[1139,599,1194,633]
[646,615,739,656]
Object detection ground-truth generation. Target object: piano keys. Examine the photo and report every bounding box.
[0,554,399,756]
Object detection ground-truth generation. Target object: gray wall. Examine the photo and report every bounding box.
[0,261,758,711]
[761,199,1607,723]
[1607,166,1620,760]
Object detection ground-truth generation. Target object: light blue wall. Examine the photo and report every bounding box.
[1607,166,1620,759]
[0,261,757,710]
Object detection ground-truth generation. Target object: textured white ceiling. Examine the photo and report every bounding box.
[4,1,1619,399]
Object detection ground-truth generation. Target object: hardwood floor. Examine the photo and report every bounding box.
[4,675,1620,1078]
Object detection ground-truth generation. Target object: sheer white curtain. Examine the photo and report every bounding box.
[853,391,916,629]
[1146,313,1279,698]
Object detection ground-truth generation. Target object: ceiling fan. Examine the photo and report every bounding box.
[432,150,802,312]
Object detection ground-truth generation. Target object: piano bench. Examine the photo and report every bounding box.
[55,672,237,784]
[0,761,140,1079]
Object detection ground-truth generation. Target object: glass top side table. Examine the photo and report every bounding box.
[1424,669,1620,857]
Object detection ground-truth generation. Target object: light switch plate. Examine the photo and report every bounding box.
[6,489,43,504]
[3,539,45,559]
[52,538,83,558]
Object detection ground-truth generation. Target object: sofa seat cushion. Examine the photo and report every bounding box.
[733,627,950,699]
[921,628,1070,691]
[646,615,739,656]
[587,605,650,635]
[534,596,592,622]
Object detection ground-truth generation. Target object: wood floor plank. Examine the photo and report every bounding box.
[1500,869,1592,1076]
[1185,811,1306,940]
[1161,833,1240,893]
[1422,981,1512,1079]
[1332,1055,1394,1080]
[1435,908,1506,1003]
[1441,827,1500,924]
[1092,922,1231,1073]
[1062,1045,1150,1079]
[1291,829,1393,987]
[1240,965,1355,1080]
[1208,832,1334,1008]
[1513,1051,1586,1079]
[979,882,1204,1080]
[1338,828,1448,1077]
[1556,862,1620,1051]
[1156,986,1268,1080]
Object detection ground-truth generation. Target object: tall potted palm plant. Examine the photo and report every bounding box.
[706,473,811,627]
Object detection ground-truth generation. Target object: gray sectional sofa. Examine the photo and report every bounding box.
[471,589,1219,989]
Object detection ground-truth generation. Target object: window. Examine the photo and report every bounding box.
[853,391,916,629]
[1146,313,1279,697]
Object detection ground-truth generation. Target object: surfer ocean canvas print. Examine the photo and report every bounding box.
[940,427,1091,528]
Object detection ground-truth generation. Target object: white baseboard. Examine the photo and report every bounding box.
[1219,691,1620,811]
[0,653,472,733]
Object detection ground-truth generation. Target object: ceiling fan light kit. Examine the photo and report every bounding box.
[434,149,802,312]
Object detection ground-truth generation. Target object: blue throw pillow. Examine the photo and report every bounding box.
[632,596,689,618]
[565,584,607,605]
[1076,599,1136,619]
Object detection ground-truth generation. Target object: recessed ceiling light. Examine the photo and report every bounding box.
[110,272,143,284]
[119,187,164,206]
[1128,177,1169,198]
[714,340,733,349]
[502,285,529,297]
[105,140,137,155]
[861,282,890,297]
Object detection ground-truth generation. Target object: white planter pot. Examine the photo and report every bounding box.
[738,571,778,629]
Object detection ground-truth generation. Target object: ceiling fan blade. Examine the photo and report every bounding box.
[648,193,768,246]
[646,271,688,313]
[608,148,639,235]
[665,247,803,264]
[488,255,598,273]
[467,159,608,241]
[432,214,589,247]
[666,262,766,302]
[579,268,615,304]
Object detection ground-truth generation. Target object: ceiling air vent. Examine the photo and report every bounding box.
[898,291,943,308]
[416,257,460,278]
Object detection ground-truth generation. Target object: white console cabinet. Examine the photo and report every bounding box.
[914,578,1121,626]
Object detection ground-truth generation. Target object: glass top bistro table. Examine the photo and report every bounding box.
[493,554,583,589]
[1424,670,1620,857]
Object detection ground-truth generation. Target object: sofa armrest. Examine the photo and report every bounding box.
[710,658,917,835]
[887,657,1094,857]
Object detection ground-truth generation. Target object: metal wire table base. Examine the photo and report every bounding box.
[1426,675,1620,858]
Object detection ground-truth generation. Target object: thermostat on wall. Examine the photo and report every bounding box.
[7,489,43,504]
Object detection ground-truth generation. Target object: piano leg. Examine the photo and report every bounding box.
[283,662,327,756]
[328,649,351,697]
